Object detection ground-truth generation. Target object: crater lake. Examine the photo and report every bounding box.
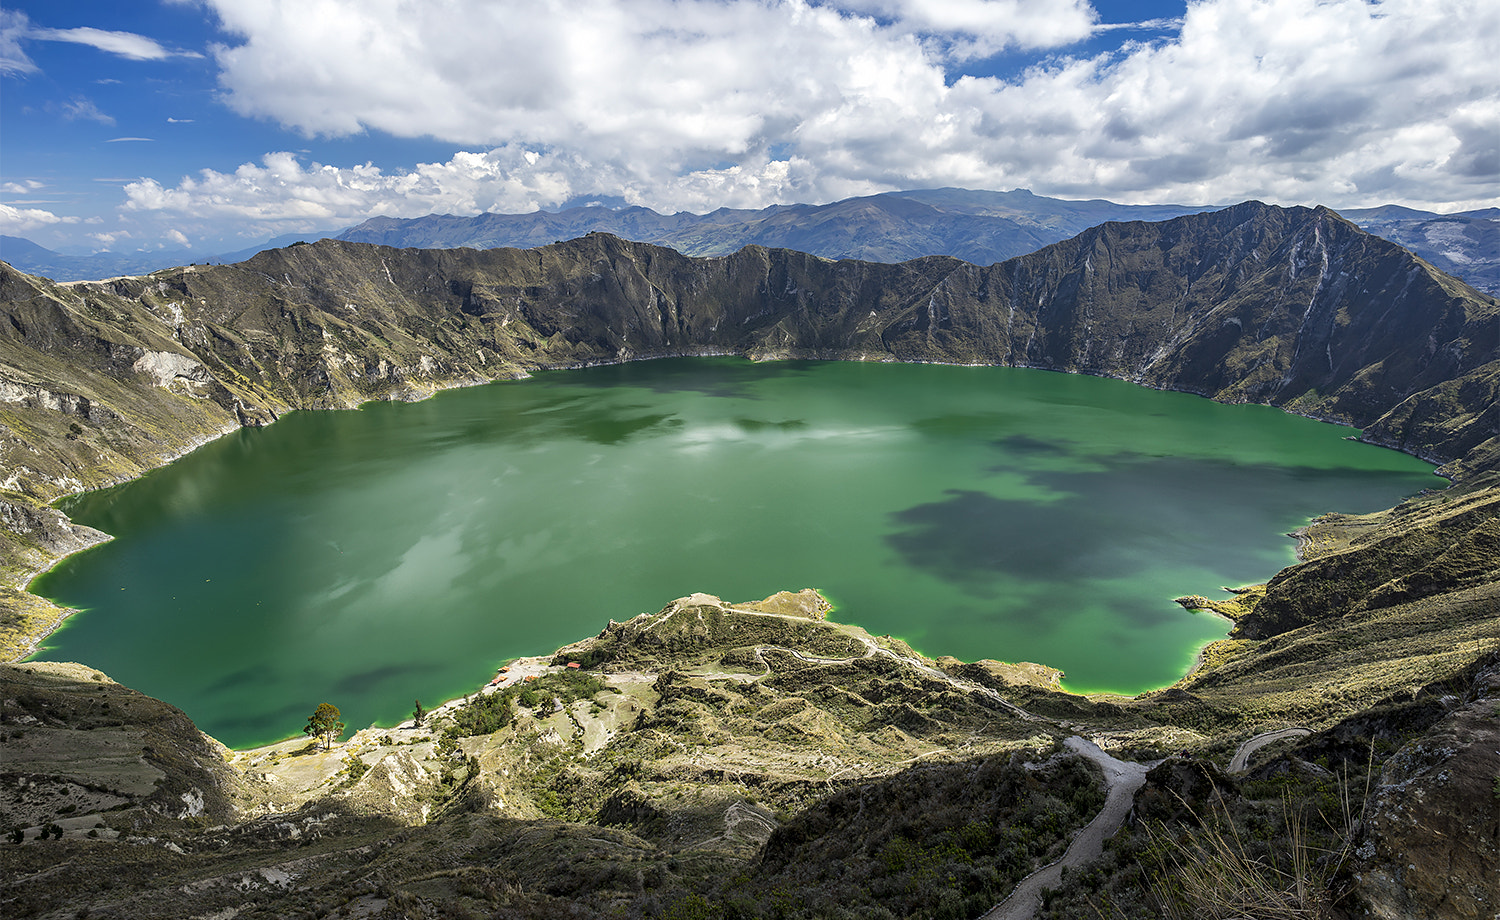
[30,358,1438,748]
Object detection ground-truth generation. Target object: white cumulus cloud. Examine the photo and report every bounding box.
[834,0,1099,56]
[0,203,79,232]
[122,0,1499,233]
[89,230,132,249]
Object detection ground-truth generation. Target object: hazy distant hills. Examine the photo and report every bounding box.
[332,188,1500,296]
[335,188,1212,267]
[1338,205,1500,295]
[0,229,343,284]
[3,188,1495,296]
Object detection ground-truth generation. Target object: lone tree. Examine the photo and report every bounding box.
[304,703,345,751]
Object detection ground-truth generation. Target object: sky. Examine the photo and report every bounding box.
[1,0,1496,255]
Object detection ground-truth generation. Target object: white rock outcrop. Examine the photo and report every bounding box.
[133,350,210,387]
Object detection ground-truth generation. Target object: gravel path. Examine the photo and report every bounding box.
[979,737,1151,920]
[1228,727,1311,773]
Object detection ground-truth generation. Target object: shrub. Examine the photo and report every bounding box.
[340,753,370,786]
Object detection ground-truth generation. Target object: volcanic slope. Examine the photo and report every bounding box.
[1,200,1498,917]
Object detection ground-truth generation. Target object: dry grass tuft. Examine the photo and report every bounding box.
[1149,754,1371,920]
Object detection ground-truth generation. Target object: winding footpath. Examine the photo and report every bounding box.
[975,727,1318,920]
[1228,727,1312,773]
[979,737,1152,920]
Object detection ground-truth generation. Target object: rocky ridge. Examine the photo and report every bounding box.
[332,189,1500,297]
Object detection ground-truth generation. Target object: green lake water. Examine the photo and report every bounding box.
[29,359,1438,748]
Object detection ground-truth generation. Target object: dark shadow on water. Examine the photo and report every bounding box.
[885,456,1431,597]
[571,412,682,445]
[733,417,809,433]
[428,393,685,448]
[909,412,1028,440]
[201,664,277,697]
[206,700,310,736]
[330,662,440,698]
[992,433,1070,456]
[1107,595,1189,630]
[886,489,1106,594]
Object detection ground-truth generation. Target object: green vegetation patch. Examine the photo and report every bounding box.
[446,670,614,740]
[702,752,1104,920]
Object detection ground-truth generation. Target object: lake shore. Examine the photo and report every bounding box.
[0,355,1446,750]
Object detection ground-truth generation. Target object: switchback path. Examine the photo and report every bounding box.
[979,737,1152,920]
[703,600,1040,722]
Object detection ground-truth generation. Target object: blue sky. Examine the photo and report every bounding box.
[2,0,1496,255]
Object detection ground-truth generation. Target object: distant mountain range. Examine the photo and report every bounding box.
[0,229,343,284]
[1337,205,1500,295]
[333,188,1211,265]
[4,189,1496,295]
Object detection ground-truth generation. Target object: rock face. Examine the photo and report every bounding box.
[0,661,249,837]
[1349,658,1500,919]
[0,498,108,559]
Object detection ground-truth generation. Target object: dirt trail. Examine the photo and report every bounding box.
[1229,727,1311,773]
[979,737,1152,920]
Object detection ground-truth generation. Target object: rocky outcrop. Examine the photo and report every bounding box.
[0,498,108,559]
[0,661,251,838]
[1347,656,1500,919]
[1235,477,1500,638]
[131,349,210,389]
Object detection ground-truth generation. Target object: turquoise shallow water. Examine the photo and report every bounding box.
[30,359,1438,748]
